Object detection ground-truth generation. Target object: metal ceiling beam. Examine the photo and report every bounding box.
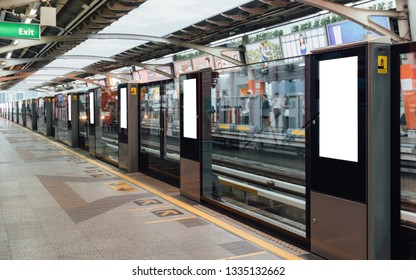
[0,66,130,81]
[297,0,410,42]
[221,12,249,21]
[0,75,107,89]
[0,33,244,66]
[0,0,41,9]
[238,6,267,15]
[2,54,175,79]
[206,19,232,27]
[259,0,289,8]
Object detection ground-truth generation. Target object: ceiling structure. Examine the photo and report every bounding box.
[0,0,389,92]
[0,0,148,90]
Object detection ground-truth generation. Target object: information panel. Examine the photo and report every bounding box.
[120,87,127,129]
[89,93,94,125]
[319,56,358,162]
[68,95,71,121]
[183,79,197,139]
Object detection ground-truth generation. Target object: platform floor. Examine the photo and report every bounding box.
[0,118,311,260]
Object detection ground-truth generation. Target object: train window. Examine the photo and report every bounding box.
[399,51,416,230]
[206,57,306,237]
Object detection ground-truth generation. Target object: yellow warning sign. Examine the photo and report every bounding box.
[377,55,388,74]
[131,87,137,95]
[73,95,77,101]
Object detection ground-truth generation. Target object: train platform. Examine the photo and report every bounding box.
[0,118,313,260]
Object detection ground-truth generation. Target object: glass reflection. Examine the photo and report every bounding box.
[95,88,119,165]
[139,80,180,186]
[399,52,416,230]
[56,94,70,145]
[206,58,306,236]
[25,99,33,129]
[36,98,47,135]
[18,101,24,126]
[140,84,162,157]
[79,92,89,151]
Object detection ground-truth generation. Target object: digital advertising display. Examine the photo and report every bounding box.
[183,78,197,139]
[120,87,127,129]
[245,37,283,64]
[327,16,390,45]
[68,94,71,121]
[89,93,95,125]
[319,56,358,162]
[174,60,193,77]
[281,27,328,57]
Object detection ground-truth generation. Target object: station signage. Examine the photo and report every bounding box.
[0,22,40,40]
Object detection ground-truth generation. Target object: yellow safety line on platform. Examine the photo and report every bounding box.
[220,251,267,260]
[145,216,197,224]
[35,132,302,260]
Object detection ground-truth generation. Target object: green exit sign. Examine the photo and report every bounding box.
[0,22,40,40]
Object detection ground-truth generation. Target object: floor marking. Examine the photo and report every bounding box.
[35,132,303,260]
[134,199,162,206]
[152,208,183,217]
[107,181,138,192]
[127,206,170,212]
[220,251,267,260]
[145,216,197,224]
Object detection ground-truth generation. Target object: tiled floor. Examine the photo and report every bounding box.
[0,119,307,260]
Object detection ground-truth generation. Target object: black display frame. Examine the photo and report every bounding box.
[308,45,368,204]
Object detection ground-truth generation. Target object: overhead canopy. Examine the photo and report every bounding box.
[0,0,370,91]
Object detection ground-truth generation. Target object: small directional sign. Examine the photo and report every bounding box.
[107,181,138,192]
[134,199,162,206]
[0,22,40,40]
[152,209,183,217]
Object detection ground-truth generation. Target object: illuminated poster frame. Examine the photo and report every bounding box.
[120,87,127,129]
[281,27,328,57]
[319,56,358,162]
[68,94,72,121]
[89,92,95,125]
[183,78,197,139]
[327,16,390,45]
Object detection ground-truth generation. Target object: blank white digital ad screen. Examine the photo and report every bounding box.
[68,95,72,121]
[319,56,358,162]
[120,87,127,129]
[183,78,197,139]
[89,93,94,125]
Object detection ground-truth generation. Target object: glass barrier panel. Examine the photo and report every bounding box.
[164,81,180,163]
[36,98,47,135]
[399,52,416,230]
[56,94,70,145]
[206,57,306,237]
[95,89,119,165]
[140,84,161,157]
